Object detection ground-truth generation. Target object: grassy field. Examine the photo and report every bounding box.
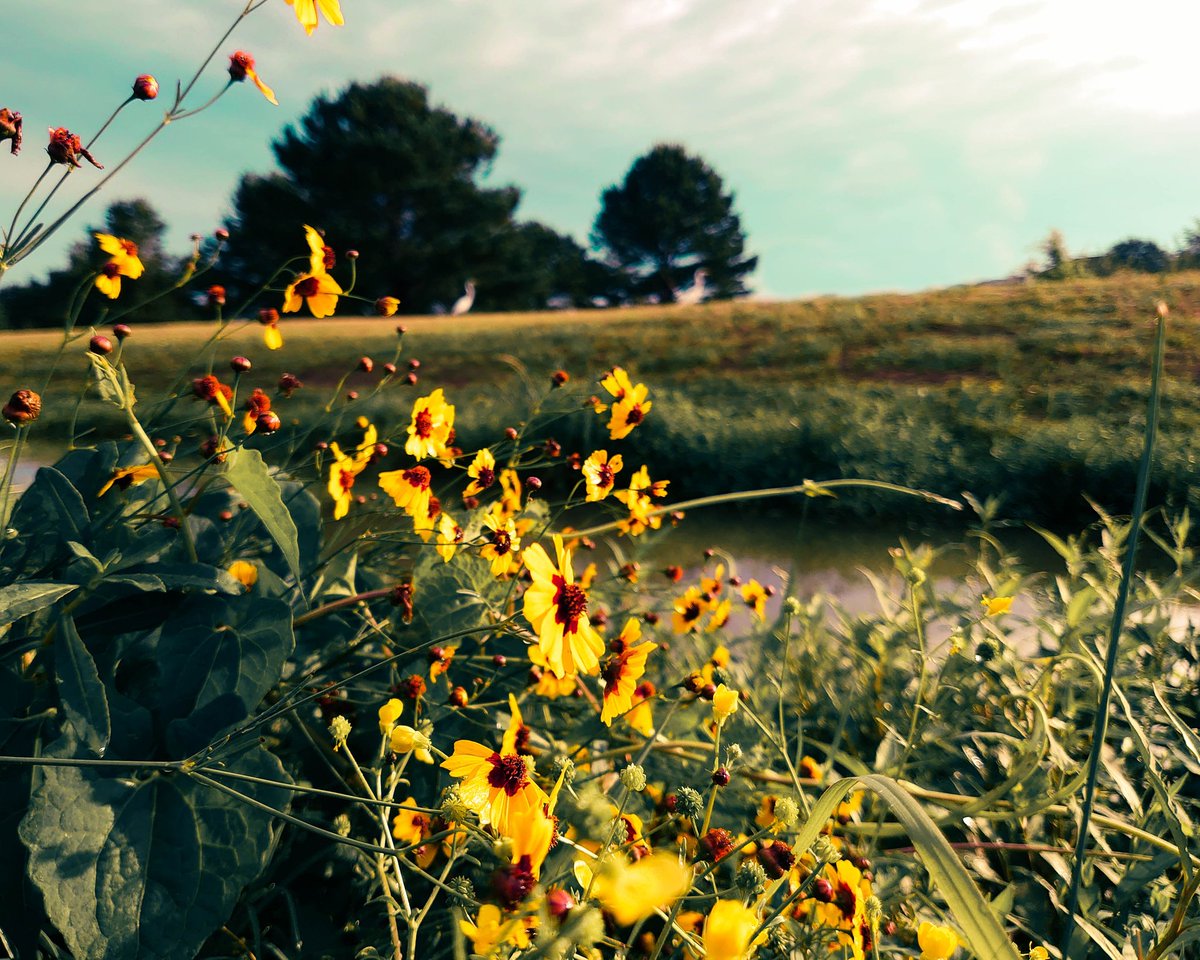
[4,270,1199,525]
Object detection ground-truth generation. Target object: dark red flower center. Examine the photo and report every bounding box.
[476,466,495,488]
[101,262,121,278]
[339,470,356,494]
[600,656,624,689]
[835,881,858,920]
[624,404,645,426]
[294,276,320,298]
[596,463,614,487]
[486,753,529,796]
[414,408,433,438]
[552,575,588,633]
[404,466,431,489]
[491,529,512,555]
[682,601,703,623]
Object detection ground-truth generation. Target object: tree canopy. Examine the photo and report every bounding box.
[591,144,757,302]
[221,78,596,313]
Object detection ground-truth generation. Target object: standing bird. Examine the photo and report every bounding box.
[674,269,708,306]
[450,281,476,316]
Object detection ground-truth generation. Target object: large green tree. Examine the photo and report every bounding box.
[591,144,757,303]
[222,78,597,313]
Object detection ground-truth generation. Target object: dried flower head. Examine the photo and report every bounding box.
[3,389,41,425]
[46,127,102,169]
[0,108,23,155]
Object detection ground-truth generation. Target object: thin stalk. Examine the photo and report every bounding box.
[553,478,961,539]
[2,162,53,259]
[0,423,29,527]
[1061,308,1168,952]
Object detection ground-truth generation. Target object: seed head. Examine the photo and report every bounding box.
[711,766,731,787]
[619,764,647,793]
[674,786,704,822]
[0,108,23,155]
[736,860,768,896]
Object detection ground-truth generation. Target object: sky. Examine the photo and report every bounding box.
[3,0,1200,300]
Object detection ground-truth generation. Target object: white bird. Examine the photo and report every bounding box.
[450,281,476,316]
[674,268,708,306]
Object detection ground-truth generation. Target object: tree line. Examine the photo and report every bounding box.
[1035,226,1200,281]
[0,78,755,327]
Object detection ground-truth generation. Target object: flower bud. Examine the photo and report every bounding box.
[132,75,159,101]
[813,878,835,903]
[448,685,469,708]
[278,372,303,397]
[736,860,768,896]
[382,362,397,375]
[214,228,230,241]
[492,654,507,667]
[206,285,226,307]
[230,356,252,374]
[358,356,374,373]
[346,390,359,401]
[88,335,113,355]
[552,369,569,387]
[408,358,421,371]
[158,450,174,464]
[711,767,731,787]
[546,888,575,921]
[395,324,408,335]
[3,389,41,424]
[258,307,279,325]
[375,296,400,317]
[526,476,542,493]
[329,715,352,750]
[256,411,281,434]
[112,323,132,341]
[345,248,359,260]
[404,372,418,386]
[504,427,519,441]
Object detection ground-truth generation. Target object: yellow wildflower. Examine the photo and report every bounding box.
[97,464,159,497]
[227,560,258,591]
[480,511,522,577]
[436,511,463,563]
[459,903,530,957]
[406,388,455,462]
[390,724,434,764]
[672,586,712,634]
[981,595,1014,617]
[702,899,766,960]
[522,535,604,678]
[282,269,341,318]
[285,0,344,35]
[917,922,959,960]
[600,621,657,727]
[590,851,692,926]
[93,234,144,299]
[464,448,496,497]
[742,580,767,621]
[581,449,623,502]
[378,698,404,734]
[378,464,433,525]
[326,421,377,521]
[712,684,739,725]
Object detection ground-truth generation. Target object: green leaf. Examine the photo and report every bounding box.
[792,774,1021,960]
[224,449,301,584]
[21,746,288,960]
[0,581,79,628]
[55,616,110,758]
[157,595,295,755]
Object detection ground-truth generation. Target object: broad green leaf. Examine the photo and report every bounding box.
[157,596,295,755]
[793,774,1021,960]
[224,449,301,583]
[0,581,78,628]
[55,616,110,758]
[21,746,288,960]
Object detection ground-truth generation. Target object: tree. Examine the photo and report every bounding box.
[1177,220,1200,270]
[0,199,193,329]
[221,78,599,314]
[1103,238,1169,274]
[1035,229,1089,281]
[591,144,757,303]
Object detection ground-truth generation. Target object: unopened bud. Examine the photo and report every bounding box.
[258,308,279,325]
[711,766,731,787]
[526,476,542,492]
[329,715,352,749]
[214,228,230,241]
[448,685,468,708]
[230,356,252,374]
[88,335,113,355]
[358,356,374,373]
[552,369,569,387]
[132,75,159,101]
[113,323,132,341]
[256,411,281,434]
[674,786,704,821]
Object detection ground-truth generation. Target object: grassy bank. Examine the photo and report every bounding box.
[3,270,1198,525]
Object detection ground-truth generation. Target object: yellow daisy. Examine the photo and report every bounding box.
[521,535,604,679]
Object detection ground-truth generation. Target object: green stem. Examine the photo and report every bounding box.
[0,423,28,528]
[553,478,961,539]
[1061,308,1168,952]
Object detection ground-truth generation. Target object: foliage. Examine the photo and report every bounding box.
[3,7,1200,960]
[592,143,757,302]
[1103,237,1170,274]
[221,78,602,313]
